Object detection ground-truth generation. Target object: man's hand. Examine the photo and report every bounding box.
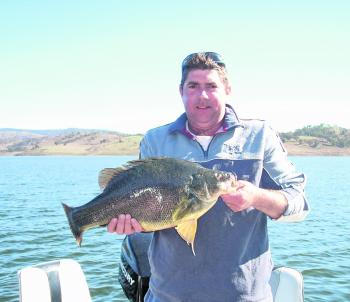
[221,180,258,212]
[107,214,143,235]
[221,180,288,219]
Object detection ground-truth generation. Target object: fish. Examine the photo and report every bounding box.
[62,157,237,254]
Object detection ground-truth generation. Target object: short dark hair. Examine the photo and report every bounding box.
[180,52,228,89]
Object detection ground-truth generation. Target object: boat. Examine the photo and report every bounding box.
[18,233,304,302]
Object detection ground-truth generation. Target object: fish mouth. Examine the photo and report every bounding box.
[229,174,238,191]
[215,172,235,182]
[216,173,237,193]
[230,179,237,191]
[223,181,237,193]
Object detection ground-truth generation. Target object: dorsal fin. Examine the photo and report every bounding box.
[98,168,125,190]
[98,158,164,190]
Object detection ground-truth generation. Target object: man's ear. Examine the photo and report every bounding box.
[179,85,183,96]
[225,83,232,95]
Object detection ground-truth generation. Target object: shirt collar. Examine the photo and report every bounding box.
[168,104,242,138]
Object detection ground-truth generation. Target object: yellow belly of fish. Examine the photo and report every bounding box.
[140,199,217,256]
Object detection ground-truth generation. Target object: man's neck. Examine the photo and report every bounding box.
[187,121,223,136]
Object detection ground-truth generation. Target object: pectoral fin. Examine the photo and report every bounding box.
[172,192,199,221]
[175,219,197,255]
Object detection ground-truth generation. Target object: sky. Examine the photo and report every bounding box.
[0,0,349,134]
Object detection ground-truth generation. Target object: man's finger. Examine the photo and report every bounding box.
[131,218,143,232]
[116,214,126,234]
[107,218,118,233]
[124,214,133,234]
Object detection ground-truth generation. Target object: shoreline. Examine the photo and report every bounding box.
[1,142,350,156]
[282,142,350,156]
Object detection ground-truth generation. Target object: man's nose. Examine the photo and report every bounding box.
[198,88,209,99]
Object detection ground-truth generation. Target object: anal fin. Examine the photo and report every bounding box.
[175,219,197,255]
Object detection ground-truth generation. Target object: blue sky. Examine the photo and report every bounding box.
[1,1,349,133]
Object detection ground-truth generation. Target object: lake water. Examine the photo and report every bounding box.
[0,156,349,302]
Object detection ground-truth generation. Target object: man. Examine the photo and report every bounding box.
[108,52,309,302]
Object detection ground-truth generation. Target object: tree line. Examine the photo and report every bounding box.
[280,124,350,148]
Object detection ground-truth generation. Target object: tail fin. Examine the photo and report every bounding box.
[62,203,83,246]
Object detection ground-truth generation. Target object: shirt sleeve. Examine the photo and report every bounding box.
[262,124,310,222]
[139,134,155,159]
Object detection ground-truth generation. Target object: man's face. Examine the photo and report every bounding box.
[180,69,231,133]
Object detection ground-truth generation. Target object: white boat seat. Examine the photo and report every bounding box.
[270,267,304,302]
[18,259,303,302]
[18,259,91,302]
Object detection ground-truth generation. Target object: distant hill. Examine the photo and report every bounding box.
[1,125,350,156]
[0,128,127,137]
[0,128,142,156]
[280,124,350,156]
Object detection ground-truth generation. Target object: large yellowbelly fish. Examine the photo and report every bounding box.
[63,157,237,254]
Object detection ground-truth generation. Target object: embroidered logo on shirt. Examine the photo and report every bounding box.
[223,143,242,155]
